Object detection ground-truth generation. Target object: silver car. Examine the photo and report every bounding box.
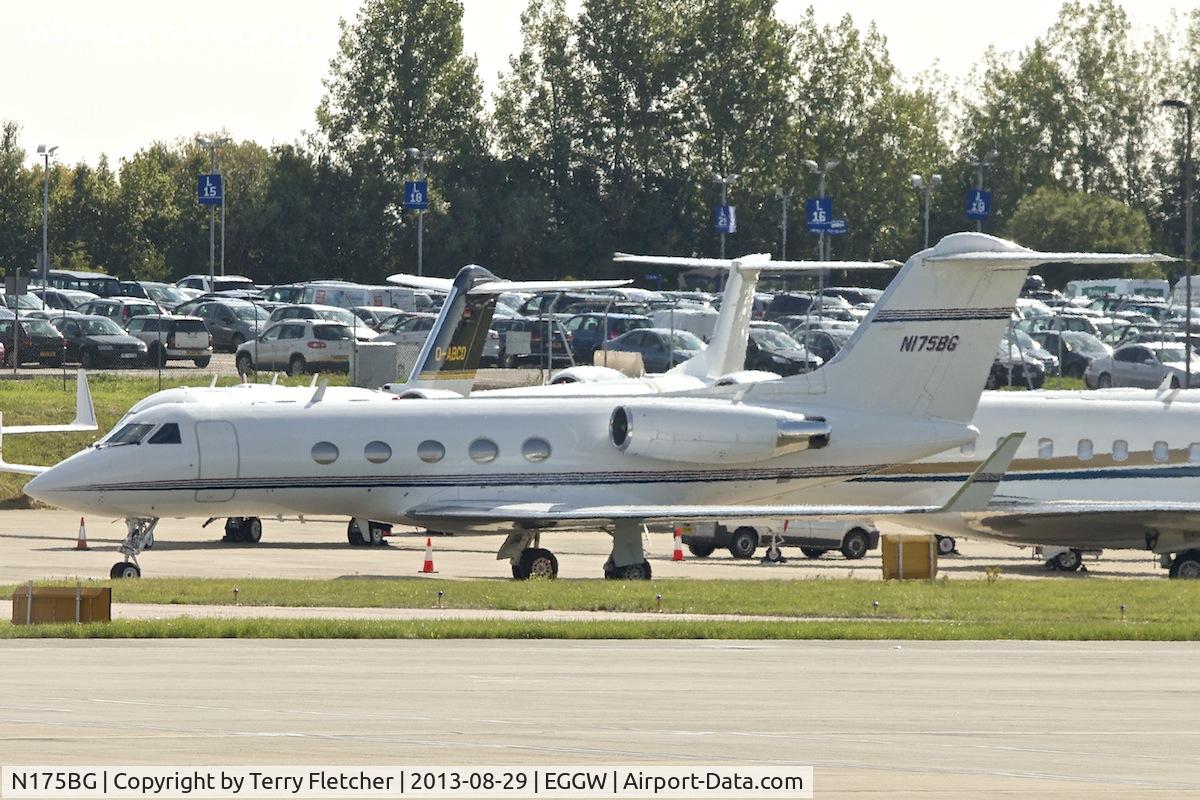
[1086,341,1200,389]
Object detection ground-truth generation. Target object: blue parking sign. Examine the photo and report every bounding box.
[806,197,832,232]
[197,174,223,206]
[404,180,429,210]
[714,205,736,234]
[966,189,991,220]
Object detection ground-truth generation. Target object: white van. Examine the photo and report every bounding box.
[1065,278,1169,301]
[301,282,419,312]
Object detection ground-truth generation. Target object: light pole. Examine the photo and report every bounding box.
[912,172,942,249]
[967,150,998,232]
[711,172,738,259]
[803,159,839,261]
[196,135,230,288]
[1163,98,1194,386]
[774,187,793,260]
[406,147,438,277]
[36,144,57,290]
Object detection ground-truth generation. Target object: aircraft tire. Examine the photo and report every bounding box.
[1171,550,1200,579]
[111,562,141,579]
[346,520,366,546]
[610,560,651,580]
[936,536,957,557]
[765,544,784,563]
[368,523,385,546]
[242,517,262,543]
[223,518,246,543]
[517,548,558,580]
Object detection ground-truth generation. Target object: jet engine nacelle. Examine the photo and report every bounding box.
[609,402,830,464]
[550,365,626,384]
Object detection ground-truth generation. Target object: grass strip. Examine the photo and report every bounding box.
[5,577,1194,625]
[3,617,1198,640]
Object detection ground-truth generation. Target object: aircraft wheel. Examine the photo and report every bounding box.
[800,547,826,559]
[1052,549,1083,572]
[765,544,784,563]
[1171,550,1200,579]
[346,519,366,546]
[610,560,651,580]
[841,529,871,560]
[111,562,141,579]
[687,542,715,558]
[223,517,246,543]
[936,536,957,557]
[517,547,558,580]
[242,517,262,544]
[728,527,758,559]
[368,522,386,546]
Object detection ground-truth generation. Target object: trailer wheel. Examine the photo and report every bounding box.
[800,547,826,559]
[727,527,758,559]
[687,542,715,558]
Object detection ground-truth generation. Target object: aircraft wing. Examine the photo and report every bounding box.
[409,434,1022,528]
[0,458,48,476]
[385,274,455,292]
[2,369,96,434]
[925,251,1174,268]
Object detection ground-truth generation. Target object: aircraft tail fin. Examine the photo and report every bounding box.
[738,233,1170,424]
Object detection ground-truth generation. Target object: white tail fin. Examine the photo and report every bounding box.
[71,369,96,429]
[740,232,1170,423]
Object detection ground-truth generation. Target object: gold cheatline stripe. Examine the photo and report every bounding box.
[876,448,1194,477]
[417,370,478,380]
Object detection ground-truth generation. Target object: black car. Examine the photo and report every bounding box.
[51,315,147,367]
[1030,330,1111,379]
[0,318,65,366]
[744,327,821,375]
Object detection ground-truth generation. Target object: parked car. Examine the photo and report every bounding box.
[186,299,272,351]
[1001,330,1060,376]
[376,311,499,364]
[1,292,45,311]
[679,519,879,560]
[796,328,853,364]
[45,269,122,297]
[744,327,821,375]
[351,306,406,328]
[267,304,378,340]
[51,315,147,368]
[235,320,356,376]
[562,312,651,363]
[1029,330,1112,379]
[262,283,307,305]
[125,314,213,367]
[175,274,256,293]
[32,288,98,311]
[987,345,1047,389]
[601,328,705,373]
[75,297,160,328]
[1085,341,1200,389]
[820,286,883,306]
[495,316,572,366]
[119,281,192,311]
[0,318,65,366]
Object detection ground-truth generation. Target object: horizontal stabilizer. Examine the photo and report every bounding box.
[3,369,97,434]
[925,250,1173,268]
[388,271,630,295]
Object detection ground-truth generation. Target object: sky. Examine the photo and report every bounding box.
[0,0,1188,167]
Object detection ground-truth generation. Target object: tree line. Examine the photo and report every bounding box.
[1,0,1198,289]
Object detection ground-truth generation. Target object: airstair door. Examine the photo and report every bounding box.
[195,420,239,503]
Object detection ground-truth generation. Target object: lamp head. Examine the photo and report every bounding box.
[802,159,819,173]
[931,174,942,187]
[406,147,422,159]
[911,174,924,190]
[824,159,840,172]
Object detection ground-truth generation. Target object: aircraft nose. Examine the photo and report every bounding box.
[24,464,74,507]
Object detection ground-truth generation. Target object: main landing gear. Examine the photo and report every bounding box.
[347,518,391,546]
[110,517,159,578]
[602,520,652,580]
[498,532,560,580]
[223,517,263,543]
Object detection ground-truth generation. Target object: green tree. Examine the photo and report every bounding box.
[1006,186,1156,286]
[0,122,38,273]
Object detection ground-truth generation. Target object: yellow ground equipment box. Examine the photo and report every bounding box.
[11,583,111,625]
[881,534,938,580]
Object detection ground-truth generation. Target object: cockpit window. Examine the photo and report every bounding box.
[104,422,154,445]
[148,423,181,444]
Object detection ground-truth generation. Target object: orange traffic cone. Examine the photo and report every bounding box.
[75,517,89,550]
[672,528,684,561]
[420,537,437,573]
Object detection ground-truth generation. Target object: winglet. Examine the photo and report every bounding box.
[309,378,327,406]
[1156,375,1179,403]
[939,432,1024,513]
[209,374,219,388]
[71,369,97,430]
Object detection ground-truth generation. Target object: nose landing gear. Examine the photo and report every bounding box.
[111,517,159,578]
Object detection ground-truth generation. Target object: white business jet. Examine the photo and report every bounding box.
[15,232,1078,579]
